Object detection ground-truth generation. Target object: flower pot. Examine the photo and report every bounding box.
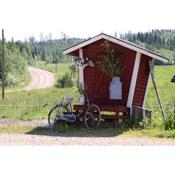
[109,77,122,100]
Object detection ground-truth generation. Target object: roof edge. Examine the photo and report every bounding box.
[63,33,169,63]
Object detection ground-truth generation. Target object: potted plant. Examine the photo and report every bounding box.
[97,40,122,100]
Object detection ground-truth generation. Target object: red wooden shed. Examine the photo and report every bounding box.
[63,33,168,120]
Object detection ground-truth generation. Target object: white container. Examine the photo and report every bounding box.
[78,95,85,105]
[66,97,73,104]
[109,77,122,100]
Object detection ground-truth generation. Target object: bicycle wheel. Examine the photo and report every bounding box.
[48,104,69,126]
[84,104,101,129]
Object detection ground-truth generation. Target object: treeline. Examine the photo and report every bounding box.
[120,29,175,64]
[0,35,84,86]
[0,41,28,86]
[1,30,175,87]
[12,36,84,64]
[27,36,84,64]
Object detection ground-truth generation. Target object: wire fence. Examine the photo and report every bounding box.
[0,104,48,107]
[0,102,174,112]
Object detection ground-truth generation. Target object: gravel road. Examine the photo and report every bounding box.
[24,67,54,91]
[0,133,175,146]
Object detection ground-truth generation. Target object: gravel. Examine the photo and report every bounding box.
[0,133,175,146]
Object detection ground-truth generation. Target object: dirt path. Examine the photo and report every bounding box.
[24,67,54,91]
[0,133,175,146]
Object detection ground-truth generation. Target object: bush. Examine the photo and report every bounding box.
[6,73,17,86]
[164,113,175,130]
[53,121,70,132]
[1,47,28,87]
[56,72,73,88]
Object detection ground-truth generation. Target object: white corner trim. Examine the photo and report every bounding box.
[143,72,151,107]
[79,49,84,88]
[127,52,141,108]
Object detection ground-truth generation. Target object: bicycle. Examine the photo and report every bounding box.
[82,92,101,128]
[48,97,76,127]
[48,94,101,129]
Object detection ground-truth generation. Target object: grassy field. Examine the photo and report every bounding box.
[0,87,78,120]
[146,65,175,109]
[5,69,31,92]
[0,63,78,120]
[31,60,70,74]
[145,65,175,129]
[0,63,174,137]
[0,124,175,138]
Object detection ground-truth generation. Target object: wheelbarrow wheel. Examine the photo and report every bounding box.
[48,104,69,127]
[84,104,101,129]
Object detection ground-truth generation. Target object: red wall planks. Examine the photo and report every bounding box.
[68,39,151,108]
[133,55,150,107]
[83,39,136,106]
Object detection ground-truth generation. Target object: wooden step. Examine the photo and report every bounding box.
[74,104,129,113]
[101,114,128,120]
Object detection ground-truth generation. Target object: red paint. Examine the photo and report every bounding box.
[133,55,150,107]
[67,39,151,110]
[83,39,136,106]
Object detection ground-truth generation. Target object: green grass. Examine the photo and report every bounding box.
[158,49,175,64]
[145,65,175,129]
[4,69,31,91]
[0,64,174,138]
[146,65,175,108]
[31,61,73,87]
[31,60,70,74]
[0,87,78,120]
[0,62,76,120]
[0,124,175,138]
[0,125,35,134]
[123,128,175,138]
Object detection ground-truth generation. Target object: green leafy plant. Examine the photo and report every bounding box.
[97,40,122,78]
[56,72,73,88]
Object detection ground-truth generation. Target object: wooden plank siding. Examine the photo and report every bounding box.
[132,55,150,107]
[82,39,136,106]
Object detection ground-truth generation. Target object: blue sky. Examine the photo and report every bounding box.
[0,0,175,40]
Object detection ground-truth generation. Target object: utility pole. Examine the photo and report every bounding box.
[1,29,5,99]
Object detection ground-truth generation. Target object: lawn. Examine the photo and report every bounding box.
[145,65,175,129]
[0,87,78,120]
[0,62,78,120]
[0,64,174,138]
[146,65,175,110]
[31,60,70,74]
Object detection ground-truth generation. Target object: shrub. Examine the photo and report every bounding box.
[164,113,175,130]
[56,72,73,88]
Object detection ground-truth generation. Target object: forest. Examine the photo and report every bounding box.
[0,29,175,86]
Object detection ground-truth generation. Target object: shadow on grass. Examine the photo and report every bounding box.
[26,122,129,137]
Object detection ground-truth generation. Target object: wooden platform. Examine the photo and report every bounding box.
[73,104,130,120]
